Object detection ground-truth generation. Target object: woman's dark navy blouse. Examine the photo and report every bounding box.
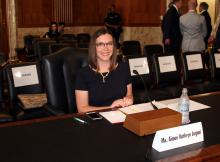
[75,62,131,106]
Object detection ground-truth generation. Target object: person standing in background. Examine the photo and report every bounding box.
[209,3,220,52]
[161,0,183,56]
[104,4,123,49]
[180,0,207,53]
[208,3,220,44]
[199,2,212,49]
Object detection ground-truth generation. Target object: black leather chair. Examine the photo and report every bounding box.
[125,55,169,104]
[152,53,182,98]
[181,51,217,95]
[143,44,163,57]
[0,68,13,122]
[4,62,51,120]
[76,33,91,48]
[32,38,55,59]
[121,40,142,56]
[210,52,220,80]
[208,52,220,91]
[49,43,75,53]
[61,34,77,40]
[42,47,88,114]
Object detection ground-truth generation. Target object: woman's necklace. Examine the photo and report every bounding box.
[99,71,110,83]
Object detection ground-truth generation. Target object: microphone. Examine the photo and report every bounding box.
[133,69,158,110]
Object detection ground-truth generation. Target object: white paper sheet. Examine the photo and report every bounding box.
[167,100,210,112]
[158,56,177,73]
[12,65,39,87]
[214,53,220,68]
[119,102,154,114]
[186,54,203,70]
[99,110,126,124]
[154,99,210,112]
[128,57,149,76]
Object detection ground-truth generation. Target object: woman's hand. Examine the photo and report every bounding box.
[110,97,133,109]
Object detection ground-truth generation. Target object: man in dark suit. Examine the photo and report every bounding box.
[162,0,183,56]
[199,2,212,49]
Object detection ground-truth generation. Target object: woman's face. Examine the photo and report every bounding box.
[95,33,114,63]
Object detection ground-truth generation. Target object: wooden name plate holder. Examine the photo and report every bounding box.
[123,108,181,136]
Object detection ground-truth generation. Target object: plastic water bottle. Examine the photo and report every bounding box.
[178,88,190,124]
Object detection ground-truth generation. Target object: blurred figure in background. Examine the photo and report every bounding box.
[209,3,220,52]
[161,0,183,56]
[180,0,207,53]
[43,21,60,39]
[104,4,123,48]
[58,21,65,37]
[199,2,212,49]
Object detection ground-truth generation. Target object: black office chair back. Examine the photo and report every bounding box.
[61,34,76,40]
[181,52,206,82]
[77,33,91,48]
[209,52,220,80]
[121,40,142,56]
[42,47,88,113]
[152,54,181,85]
[5,62,44,101]
[143,44,163,57]
[125,55,153,89]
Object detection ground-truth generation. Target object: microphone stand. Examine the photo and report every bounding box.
[133,70,158,110]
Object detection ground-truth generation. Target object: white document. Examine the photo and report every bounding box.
[186,54,203,70]
[214,53,220,68]
[119,102,154,114]
[152,122,204,152]
[158,56,177,73]
[167,100,210,112]
[128,57,149,76]
[12,65,39,87]
[99,110,126,124]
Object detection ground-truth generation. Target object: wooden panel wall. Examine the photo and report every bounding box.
[16,0,166,27]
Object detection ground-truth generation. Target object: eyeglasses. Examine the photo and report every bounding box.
[96,42,113,48]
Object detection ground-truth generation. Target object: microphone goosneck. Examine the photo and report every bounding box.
[132,70,158,110]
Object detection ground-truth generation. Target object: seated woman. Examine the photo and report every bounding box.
[75,28,133,113]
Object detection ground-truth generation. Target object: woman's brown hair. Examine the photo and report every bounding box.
[88,28,117,71]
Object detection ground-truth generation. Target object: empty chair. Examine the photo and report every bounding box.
[121,40,142,56]
[126,55,169,104]
[181,51,217,95]
[143,44,163,57]
[35,40,56,59]
[208,51,220,91]
[50,43,75,53]
[61,34,76,40]
[152,53,182,98]
[23,35,40,58]
[4,62,52,120]
[0,68,13,122]
[77,33,91,48]
[42,47,88,114]
[209,52,220,80]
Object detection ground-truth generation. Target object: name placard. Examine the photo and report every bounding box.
[158,56,177,73]
[214,53,220,68]
[186,54,203,70]
[128,57,149,76]
[12,65,39,87]
[152,122,204,152]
